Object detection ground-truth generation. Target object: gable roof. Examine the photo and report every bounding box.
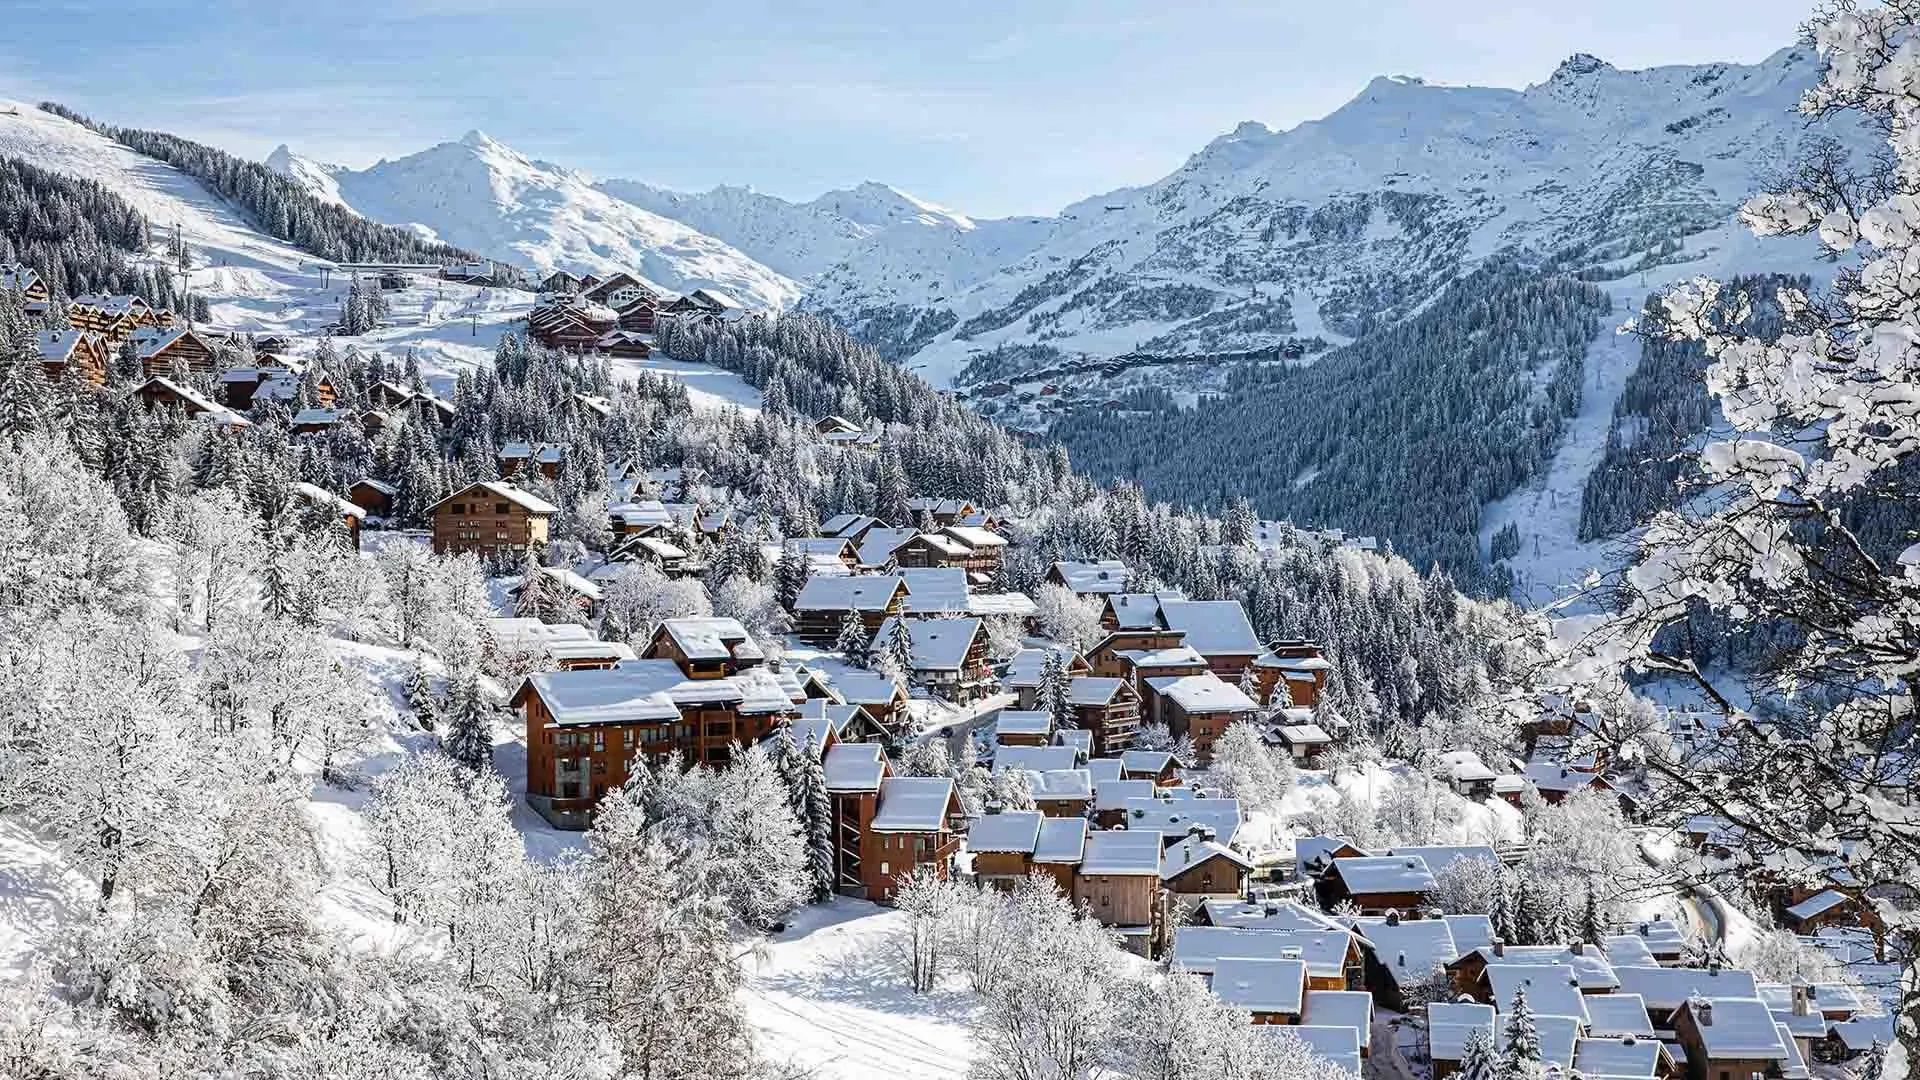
[828,670,906,707]
[995,745,1080,774]
[1160,834,1254,881]
[1428,1002,1497,1060]
[1050,559,1129,594]
[1033,817,1088,864]
[1026,769,1093,801]
[1458,944,1619,991]
[1105,591,1181,629]
[874,615,982,673]
[795,574,907,612]
[898,567,969,613]
[967,809,1044,854]
[1327,855,1437,895]
[428,480,559,516]
[1150,673,1257,713]
[1003,645,1087,688]
[1582,993,1655,1037]
[1158,599,1262,658]
[1678,998,1790,1061]
[1487,964,1590,1024]
[1612,965,1758,1011]
[517,668,680,727]
[823,742,887,793]
[1385,845,1500,880]
[655,617,762,662]
[1303,989,1372,1043]
[1173,926,1350,979]
[1120,797,1243,844]
[1078,829,1163,875]
[857,527,919,567]
[1343,915,1458,980]
[1067,676,1130,706]
[1200,898,1347,933]
[1209,957,1307,1015]
[871,777,955,832]
[1286,1026,1361,1074]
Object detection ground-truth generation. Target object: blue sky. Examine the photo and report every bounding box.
[2,0,1816,217]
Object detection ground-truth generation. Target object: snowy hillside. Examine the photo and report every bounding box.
[595,178,975,281]
[803,48,1867,393]
[266,132,802,309]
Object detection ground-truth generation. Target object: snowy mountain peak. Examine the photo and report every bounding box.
[458,128,497,149]
[1552,53,1615,80]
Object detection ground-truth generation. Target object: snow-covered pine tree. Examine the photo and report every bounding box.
[1237,664,1264,712]
[834,607,870,661]
[442,669,494,771]
[513,549,549,620]
[1498,987,1541,1080]
[404,656,438,730]
[1458,1026,1498,1080]
[800,729,835,902]
[1580,884,1604,945]
[1489,869,1519,946]
[1042,650,1077,730]
[881,617,915,683]
[774,545,809,610]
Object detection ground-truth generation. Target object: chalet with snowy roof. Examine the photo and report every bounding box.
[427,480,558,558]
[1047,559,1130,596]
[851,526,917,569]
[1118,796,1243,848]
[1207,957,1308,1024]
[1780,888,1868,934]
[967,809,1045,888]
[291,407,349,435]
[1100,590,1184,631]
[1604,920,1692,968]
[130,325,217,377]
[440,261,498,284]
[612,534,692,576]
[70,293,171,342]
[1157,600,1263,678]
[528,299,618,351]
[1160,831,1254,906]
[890,532,977,573]
[793,574,912,644]
[1150,673,1257,760]
[1085,777,1148,828]
[1023,816,1084,893]
[498,440,567,480]
[875,615,992,701]
[1613,966,1759,1028]
[1196,898,1344,933]
[486,618,635,671]
[1073,829,1164,953]
[895,567,971,615]
[665,288,744,320]
[992,710,1052,747]
[1452,942,1619,1002]
[1053,728,1096,759]
[510,565,603,618]
[1119,749,1178,786]
[821,742,888,896]
[783,536,861,572]
[34,329,107,385]
[347,478,396,518]
[787,698,886,749]
[1065,676,1142,755]
[1343,911,1459,1010]
[864,776,963,902]
[1002,646,1091,709]
[1428,1001,1497,1079]
[818,513,883,542]
[1316,855,1437,914]
[933,525,1008,577]
[593,329,652,359]
[1252,639,1333,707]
[642,617,765,677]
[1671,997,1794,1080]
[608,499,680,539]
[1572,1034,1676,1080]
[0,262,50,313]
[537,269,582,294]
[1524,760,1615,804]
[287,482,365,548]
[133,376,251,429]
[1027,769,1095,817]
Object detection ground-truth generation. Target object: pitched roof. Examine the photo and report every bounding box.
[1078,829,1163,875]
[1003,645,1085,687]
[1460,944,1618,991]
[1343,915,1458,980]
[1427,1002,1497,1060]
[1612,966,1757,1012]
[1067,676,1129,706]
[1120,797,1243,843]
[898,568,969,613]
[1286,1026,1361,1074]
[1120,749,1175,774]
[967,809,1044,854]
[656,617,761,662]
[829,670,906,706]
[1487,964,1590,1024]
[1105,591,1180,629]
[1679,998,1790,1061]
[870,777,954,832]
[995,745,1079,774]
[823,742,886,793]
[857,527,919,567]
[1572,1035,1664,1078]
[1504,1014,1580,1071]
[941,524,1006,549]
[794,574,906,612]
[1582,993,1655,1036]
[1199,899,1347,933]
[1173,927,1350,979]
[1026,769,1093,801]
[1386,845,1500,880]
[1785,889,1851,920]
[518,668,680,726]
[1050,559,1129,593]
[1303,989,1372,1044]
[873,615,982,674]
[1327,855,1437,894]
[1160,834,1254,881]
[1157,599,1262,658]
[1033,817,1087,863]
[1150,673,1257,713]
[429,480,559,516]
[994,710,1052,738]
[1209,957,1307,1015]
[1094,778,1156,811]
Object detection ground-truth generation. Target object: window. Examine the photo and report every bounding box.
[593,732,605,752]
[495,502,510,514]
[451,502,466,514]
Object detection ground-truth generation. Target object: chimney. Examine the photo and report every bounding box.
[1791,983,1810,1017]
[1494,938,1506,959]
[1386,910,1402,926]
[1396,951,1406,969]
[1697,1001,1714,1026]
[1571,941,1583,955]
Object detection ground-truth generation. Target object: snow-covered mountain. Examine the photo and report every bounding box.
[592,178,974,281]
[801,48,1865,394]
[266,132,802,309]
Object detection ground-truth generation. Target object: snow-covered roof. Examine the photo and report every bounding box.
[941,525,1006,549]
[1342,915,1457,979]
[1067,676,1129,706]
[1294,835,1364,878]
[1487,964,1589,1024]
[912,531,973,557]
[1025,768,1092,801]
[1286,1026,1361,1075]
[819,512,879,538]
[823,742,886,793]
[1828,1013,1896,1051]
[432,480,559,516]
[1003,645,1084,688]
[1273,723,1334,746]
[289,481,364,521]
[1209,957,1306,1015]
[897,567,970,614]
[1157,599,1262,658]
[1159,834,1253,881]
[1078,829,1163,875]
[1785,889,1851,920]
[1503,1013,1580,1071]
[1174,927,1349,979]
[1120,749,1174,775]
[1611,966,1757,1012]
[1427,1002,1497,1060]
[871,776,954,832]
[1303,990,1372,1044]
[829,670,905,706]
[1442,915,1495,954]
[1094,778,1156,811]
[967,809,1043,854]
[523,565,602,601]
[127,324,194,357]
[994,710,1052,738]
[1598,935,1658,968]
[794,574,906,612]
[656,617,760,661]
[995,745,1079,774]
[1200,899,1345,933]
[967,591,1036,618]
[1327,855,1437,894]
[1150,673,1256,713]
[1120,797,1242,843]
[1680,998,1790,1062]
[353,477,397,496]
[1051,559,1129,594]
[1582,993,1655,1036]
[1105,591,1180,629]
[1116,645,1208,670]
[32,328,89,362]
[520,668,680,726]
[1072,741,1111,772]
[1523,760,1606,794]
[1033,817,1087,864]
[857,527,919,567]
[1463,944,1618,991]
[1435,750,1498,783]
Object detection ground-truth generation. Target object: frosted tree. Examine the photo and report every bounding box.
[1204,720,1292,813]
[441,667,494,772]
[701,741,811,929]
[894,864,961,993]
[1563,6,1920,1062]
[800,730,836,901]
[1036,649,1077,731]
[1237,664,1263,709]
[403,655,438,729]
[834,606,870,660]
[377,540,438,649]
[1498,987,1541,1080]
[1458,1026,1498,1080]
[988,767,1036,812]
[513,549,551,620]
[600,562,710,646]
[878,616,916,683]
[1032,582,1103,651]
[773,545,810,609]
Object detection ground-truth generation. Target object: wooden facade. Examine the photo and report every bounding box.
[348,479,395,517]
[1069,678,1142,756]
[69,295,172,343]
[35,330,108,386]
[134,327,219,378]
[427,481,556,559]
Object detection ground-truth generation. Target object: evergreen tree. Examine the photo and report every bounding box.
[880,617,915,682]
[834,607,870,661]
[442,670,494,771]
[1489,869,1519,946]
[514,548,550,620]
[1458,1026,1497,1080]
[1580,884,1604,946]
[1498,988,1541,1080]
[774,545,809,610]
[800,729,835,902]
[404,657,438,730]
[1037,650,1076,730]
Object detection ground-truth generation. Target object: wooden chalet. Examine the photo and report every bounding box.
[1208,957,1309,1025]
[664,287,743,320]
[862,777,963,902]
[580,272,655,311]
[347,478,396,518]
[815,415,862,438]
[291,407,349,435]
[427,480,558,558]
[1315,855,1437,915]
[967,809,1045,890]
[1003,646,1093,710]
[873,615,993,702]
[133,376,249,429]
[130,325,218,378]
[641,617,766,678]
[1032,817,1087,894]
[1048,559,1130,596]
[1065,676,1142,756]
[993,710,1053,748]
[538,269,582,294]
[615,295,658,334]
[1159,831,1254,906]
[824,742,889,897]
[1072,830,1166,956]
[1670,997,1797,1080]
[69,294,171,342]
[0,263,51,313]
[1253,640,1333,707]
[289,482,365,549]
[792,575,910,644]
[440,261,497,285]
[1428,1002,1498,1080]
[829,671,911,736]
[498,441,566,480]
[1150,673,1258,761]
[34,329,108,385]
[594,330,652,358]
[1157,599,1264,679]
[904,497,982,527]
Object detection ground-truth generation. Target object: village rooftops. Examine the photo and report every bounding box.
[819,512,879,538]
[1572,1034,1664,1078]
[33,329,91,362]
[1304,989,1372,1041]
[1157,599,1263,658]
[1523,759,1607,794]
[857,527,919,567]
[1209,957,1307,1015]
[1442,914,1495,954]
[823,742,886,793]
[1598,934,1659,968]
[1160,834,1253,881]
[1582,993,1655,1037]
[1327,855,1438,894]
[1285,1026,1361,1074]
[1119,749,1174,775]
[1120,797,1242,844]
[1093,778,1155,812]
[1756,980,1868,1018]
[870,777,955,832]
[1612,965,1758,1012]
[995,745,1080,774]
[1487,964,1590,1024]
[1505,1014,1580,1073]
[1678,998,1792,1062]
[656,617,762,662]
[1785,889,1851,921]
[1294,835,1365,878]
[967,809,1044,853]
[1173,926,1349,979]
[874,615,982,674]
[1116,645,1208,669]
[1462,943,1620,991]
[899,568,969,613]
[1034,817,1088,864]
[828,670,905,707]
[1427,1002,1497,1061]
[1149,673,1257,713]
[1106,591,1183,629]
[794,574,906,612]
[1067,676,1131,706]
[517,668,680,726]
[994,711,1052,739]
[1026,769,1093,801]
[1200,899,1346,933]
[1051,559,1129,594]
[1078,829,1164,875]
[428,480,559,516]
[1342,914,1458,979]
